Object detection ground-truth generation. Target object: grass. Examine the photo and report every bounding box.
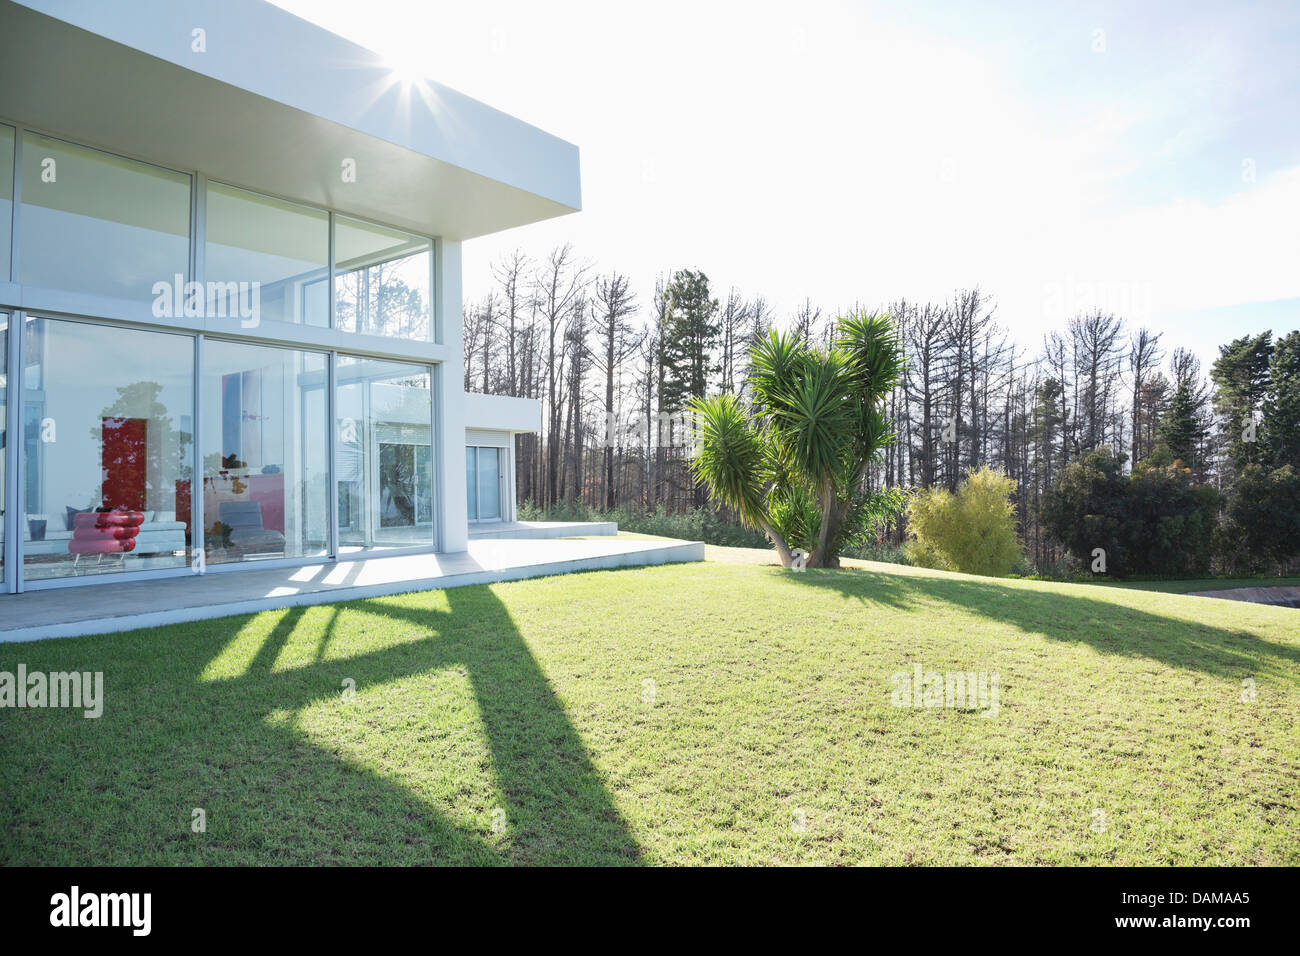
[1,552,1297,865]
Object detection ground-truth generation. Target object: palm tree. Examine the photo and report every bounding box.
[690,310,904,568]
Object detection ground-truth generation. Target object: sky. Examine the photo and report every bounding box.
[272,0,1300,367]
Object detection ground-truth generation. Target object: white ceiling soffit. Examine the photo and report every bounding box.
[0,0,582,240]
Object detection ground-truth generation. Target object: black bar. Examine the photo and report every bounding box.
[0,866,1283,942]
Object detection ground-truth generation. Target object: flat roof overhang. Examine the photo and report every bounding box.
[0,0,581,240]
[465,393,541,434]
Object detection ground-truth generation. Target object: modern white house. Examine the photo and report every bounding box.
[0,0,594,602]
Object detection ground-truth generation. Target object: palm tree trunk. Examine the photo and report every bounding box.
[810,480,840,568]
[759,519,795,567]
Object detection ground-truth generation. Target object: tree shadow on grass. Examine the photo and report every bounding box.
[783,567,1300,683]
[0,584,641,866]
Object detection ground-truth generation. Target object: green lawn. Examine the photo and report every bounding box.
[2,556,1297,865]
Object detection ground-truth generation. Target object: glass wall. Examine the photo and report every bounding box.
[1,314,6,584]
[205,182,329,328]
[0,128,454,589]
[335,357,433,552]
[334,216,432,340]
[0,125,13,278]
[22,317,193,581]
[200,340,329,566]
[18,133,190,302]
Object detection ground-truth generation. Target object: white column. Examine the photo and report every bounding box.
[436,239,469,552]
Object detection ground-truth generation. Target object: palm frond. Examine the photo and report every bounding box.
[749,329,805,416]
[836,310,905,401]
[688,393,775,530]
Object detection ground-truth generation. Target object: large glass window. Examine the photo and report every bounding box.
[335,357,433,552]
[0,125,13,278]
[205,182,329,328]
[334,216,432,340]
[22,318,193,581]
[18,133,190,302]
[200,340,329,566]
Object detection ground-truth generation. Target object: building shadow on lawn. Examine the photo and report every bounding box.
[786,567,1300,683]
[0,585,642,866]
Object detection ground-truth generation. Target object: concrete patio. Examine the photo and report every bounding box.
[467,520,618,539]
[0,532,704,643]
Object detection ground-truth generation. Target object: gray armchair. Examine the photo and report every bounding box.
[218,501,286,557]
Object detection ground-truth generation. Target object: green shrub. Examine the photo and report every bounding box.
[905,467,1022,576]
[1042,448,1218,577]
[767,480,821,553]
[1216,464,1300,574]
[841,538,912,566]
[902,537,944,569]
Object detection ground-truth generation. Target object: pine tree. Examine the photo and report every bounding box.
[659,269,721,414]
[1262,330,1300,469]
[1157,379,1205,472]
[1211,332,1273,471]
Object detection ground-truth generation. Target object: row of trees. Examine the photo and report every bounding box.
[463,244,1300,575]
[463,245,770,513]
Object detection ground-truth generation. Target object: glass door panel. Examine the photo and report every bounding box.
[21,317,194,581]
[477,447,500,520]
[335,356,433,553]
[465,447,477,521]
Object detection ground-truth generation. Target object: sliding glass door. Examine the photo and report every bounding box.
[200,340,329,565]
[466,446,501,521]
[335,356,433,552]
[21,317,194,581]
[4,317,442,586]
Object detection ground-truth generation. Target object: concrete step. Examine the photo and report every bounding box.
[468,520,618,540]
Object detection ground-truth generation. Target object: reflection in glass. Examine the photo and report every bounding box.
[201,340,329,565]
[18,133,190,302]
[22,318,193,580]
[205,183,329,327]
[335,356,433,552]
[334,216,432,340]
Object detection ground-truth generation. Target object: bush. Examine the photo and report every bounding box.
[905,467,1022,576]
[1042,448,1218,577]
[1217,464,1300,574]
[841,539,912,566]
[767,479,822,554]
